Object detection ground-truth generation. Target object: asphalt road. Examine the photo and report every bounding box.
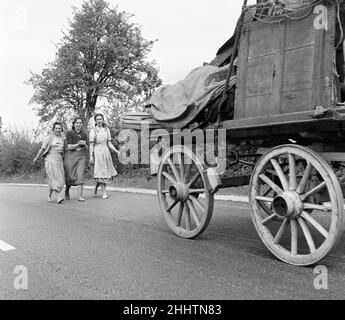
[1,185,345,300]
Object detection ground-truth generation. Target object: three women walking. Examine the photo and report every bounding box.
[34,113,119,203]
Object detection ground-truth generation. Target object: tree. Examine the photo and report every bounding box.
[27,0,162,129]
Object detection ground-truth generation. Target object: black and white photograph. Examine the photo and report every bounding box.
[1,0,345,305]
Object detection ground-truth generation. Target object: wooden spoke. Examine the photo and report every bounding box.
[176,203,184,227]
[188,171,201,188]
[274,218,289,244]
[288,154,297,191]
[185,204,191,231]
[262,185,275,197]
[162,171,177,185]
[298,218,316,253]
[266,169,278,176]
[167,158,181,182]
[270,158,289,191]
[187,200,201,227]
[177,153,185,183]
[189,189,205,194]
[190,195,205,212]
[301,211,329,239]
[290,219,298,255]
[262,214,276,225]
[303,203,331,212]
[296,162,312,194]
[301,181,327,201]
[259,174,283,194]
[255,196,274,203]
[184,163,191,184]
[167,200,178,212]
[290,220,298,255]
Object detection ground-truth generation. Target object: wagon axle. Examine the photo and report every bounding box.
[272,192,303,220]
[168,183,189,202]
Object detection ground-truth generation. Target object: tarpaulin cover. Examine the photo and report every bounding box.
[145,65,236,129]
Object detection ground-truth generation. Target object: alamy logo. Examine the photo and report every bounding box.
[13,265,28,290]
[313,265,328,290]
[13,5,28,31]
[314,5,328,31]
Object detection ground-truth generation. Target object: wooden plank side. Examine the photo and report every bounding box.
[234,3,336,121]
[235,20,280,118]
[245,55,275,98]
[234,23,251,119]
[272,21,287,116]
[322,3,336,106]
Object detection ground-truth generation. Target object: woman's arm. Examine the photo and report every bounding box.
[106,128,120,154]
[33,146,45,163]
[107,141,120,154]
[89,129,96,163]
[33,137,49,163]
[67,143,82,151]
[66,131,83,151]
[89,142,95,163]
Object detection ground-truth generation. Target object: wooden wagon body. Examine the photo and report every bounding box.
[151,0,345,266]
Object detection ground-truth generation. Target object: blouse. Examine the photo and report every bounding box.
[66,130,88,151]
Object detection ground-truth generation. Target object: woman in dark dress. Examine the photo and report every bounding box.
[64,117,88,201]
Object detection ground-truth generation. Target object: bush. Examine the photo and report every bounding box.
[0,124,152,181]
[0,126,43,176]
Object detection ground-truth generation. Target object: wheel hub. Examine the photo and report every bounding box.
[272,191,303,219]
[169,183,189,202]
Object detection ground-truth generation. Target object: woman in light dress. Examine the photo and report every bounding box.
[33,122,65,203]
[89,114,119,199]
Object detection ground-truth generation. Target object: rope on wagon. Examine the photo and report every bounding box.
[242,0,327,26]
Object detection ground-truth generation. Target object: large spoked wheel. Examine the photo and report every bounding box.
[250,145,344,266]
[158,145,214,239]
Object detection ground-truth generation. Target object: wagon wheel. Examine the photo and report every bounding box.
[250,145,344,266]
[158,145,214,239]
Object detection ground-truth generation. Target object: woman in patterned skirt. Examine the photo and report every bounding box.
[64,117,88,201]
[33,122,65,203]
[89,113,119,199]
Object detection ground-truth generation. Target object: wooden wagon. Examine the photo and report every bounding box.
[130,0,345,266]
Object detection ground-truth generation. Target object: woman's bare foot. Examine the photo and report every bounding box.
[56,192,64,204]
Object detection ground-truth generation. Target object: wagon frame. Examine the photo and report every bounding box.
[154,0,345,266]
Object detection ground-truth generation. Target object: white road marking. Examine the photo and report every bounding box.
[0,240,16,251]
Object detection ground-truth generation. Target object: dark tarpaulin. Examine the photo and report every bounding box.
[145,65,236,129]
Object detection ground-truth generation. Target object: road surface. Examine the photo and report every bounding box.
[1,185,345,299]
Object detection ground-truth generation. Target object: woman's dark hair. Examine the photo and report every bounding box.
[52,122,63,131]
[72,117,83,131]
[94,113,106,127]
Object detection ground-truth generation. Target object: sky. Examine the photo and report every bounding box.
[0,0,247,129]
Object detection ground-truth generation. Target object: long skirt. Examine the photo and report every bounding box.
[45,154,65,192]
[94,144,117,184]
[64,150,86,186]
